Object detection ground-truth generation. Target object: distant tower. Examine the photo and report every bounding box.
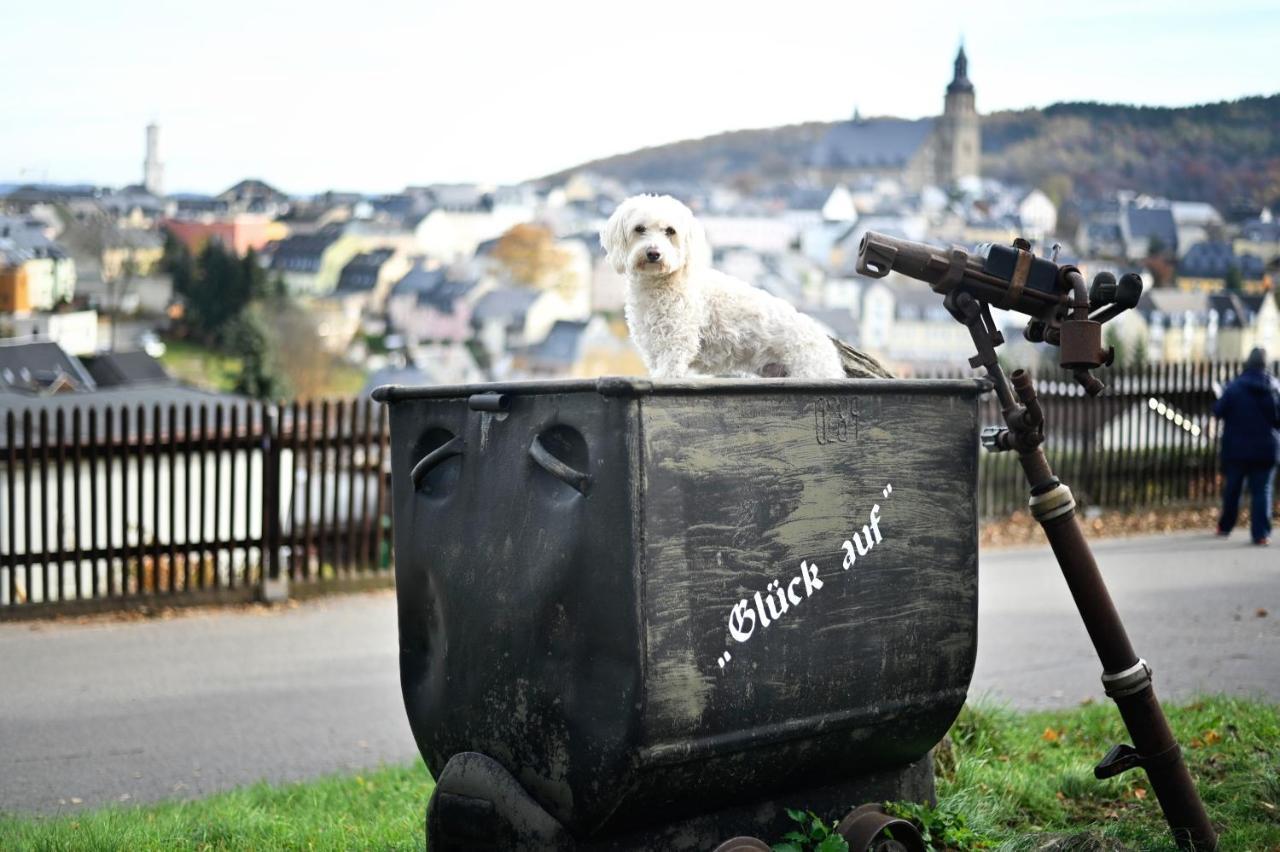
[143,122,164,197]
[935,44,980,186]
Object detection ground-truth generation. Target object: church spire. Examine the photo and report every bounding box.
[948,42,973,94]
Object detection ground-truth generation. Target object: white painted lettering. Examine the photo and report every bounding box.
[717,486,893,670]
[801,560,824,596]
[753,591,773,628]
[728,599,756,642]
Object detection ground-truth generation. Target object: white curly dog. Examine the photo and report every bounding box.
[601,194,890,380]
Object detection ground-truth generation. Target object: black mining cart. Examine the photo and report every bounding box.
[374,376,984,851]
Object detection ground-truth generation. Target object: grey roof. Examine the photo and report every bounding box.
[0,215,66,263]
[416,278,476,312]
[525,320,588,366]
[218,178,288,204]
[1123,205,1178,252]
[0,385,250,443]
[336,248,396,293]
[2,183,101,203]
[1241,218,1280,242]
[1179,241,1266,279]
[786,186,835,212]
[390,261,447,298]
[471,288,540,325]
[0,340,96,395]
[81,351,172,387]
[811,118,935,171]
[424,184,493,212]
[371,193,429,220]
[268,227,342,271]
[1085,221,1123,244]
[1206,292,1258,328]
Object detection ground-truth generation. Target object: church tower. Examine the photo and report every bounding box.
[143,122,164,197]
[935,45,980,186]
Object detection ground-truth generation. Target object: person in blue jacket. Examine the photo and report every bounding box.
[1213,347,1280,545]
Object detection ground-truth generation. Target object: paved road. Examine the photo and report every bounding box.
[1,532,1276,814]
[0,592,418,814]
[972,531,1279,709]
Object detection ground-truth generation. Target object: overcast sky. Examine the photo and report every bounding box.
[3,0,1278,196]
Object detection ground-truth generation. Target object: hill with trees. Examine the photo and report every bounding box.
[547,95,1280,216]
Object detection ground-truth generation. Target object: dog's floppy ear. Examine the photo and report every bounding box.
[600,203,631,275]
[683,213,712,270]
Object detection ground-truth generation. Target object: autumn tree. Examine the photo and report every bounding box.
[491,224,574,290]
[271,301,348,400]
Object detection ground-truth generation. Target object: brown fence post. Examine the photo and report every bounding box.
[259,404,286,603]
[5,411,16,608]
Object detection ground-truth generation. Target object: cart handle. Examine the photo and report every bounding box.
[411,436,464,492]
[528,436,591,495]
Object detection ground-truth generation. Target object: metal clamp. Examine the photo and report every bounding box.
[1028,482,1076,522]
[1095,741,1182,780]
[1102,658,1153,698]
[998,247,1032,310]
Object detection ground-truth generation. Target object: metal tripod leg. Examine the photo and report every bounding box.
[1015,418,1217,850]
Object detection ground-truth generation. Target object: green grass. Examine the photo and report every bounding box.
[933,696,1280,850]
[159,338,368,400]
[159,340,243,394]
[2,697,1276,851]
[0,761,435,851]
[321,360,371,398]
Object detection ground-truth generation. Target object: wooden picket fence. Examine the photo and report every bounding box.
[0,398,388,618]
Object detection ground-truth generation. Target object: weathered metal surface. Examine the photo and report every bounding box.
[382,377,984,845]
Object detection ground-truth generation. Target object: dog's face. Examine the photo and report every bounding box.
[600,195,710,280]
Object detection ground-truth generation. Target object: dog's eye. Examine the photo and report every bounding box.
[634,225,646,234]
[664,227,676,237]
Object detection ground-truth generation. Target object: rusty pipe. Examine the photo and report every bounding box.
[856,231,1065,322]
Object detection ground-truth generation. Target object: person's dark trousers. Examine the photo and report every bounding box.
[1219,461,1277,542]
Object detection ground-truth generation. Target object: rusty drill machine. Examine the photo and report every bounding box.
[856,232,1217,850]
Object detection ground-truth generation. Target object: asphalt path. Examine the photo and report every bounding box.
[0,592,417,815]
[1,531,1275,814]
[971,530,1278,709]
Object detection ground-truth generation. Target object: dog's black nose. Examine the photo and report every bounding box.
[646,249,662,262]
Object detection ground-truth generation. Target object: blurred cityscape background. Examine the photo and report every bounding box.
[1,3,1278,402]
